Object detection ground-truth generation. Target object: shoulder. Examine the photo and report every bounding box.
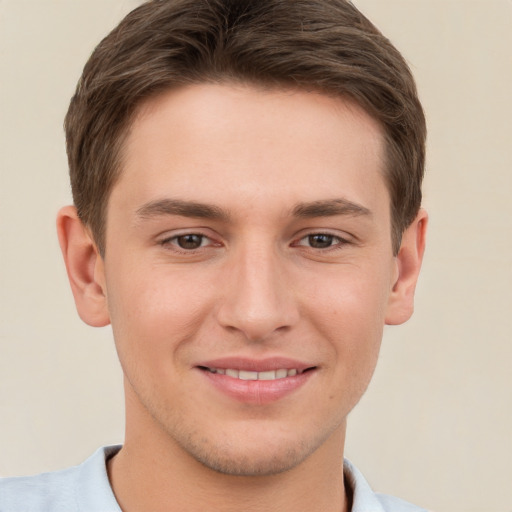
[344,459,428,512]
[0,446,121,512]
[374,492,429,512]
[0,466,78,511]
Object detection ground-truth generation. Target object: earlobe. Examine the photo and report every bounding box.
[385,209,428,326]
[56,206,110,327]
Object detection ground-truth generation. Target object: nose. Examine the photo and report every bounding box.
[215,243,300,342]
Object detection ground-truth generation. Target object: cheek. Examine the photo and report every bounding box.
[105,265,214,363]
[300,265,389,385]
[303,263,391,333]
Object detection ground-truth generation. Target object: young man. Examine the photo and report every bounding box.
[0,1,428,511]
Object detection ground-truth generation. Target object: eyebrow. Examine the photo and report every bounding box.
[135,197,371,222]
[136,198,230,221]
[292,198,371,218]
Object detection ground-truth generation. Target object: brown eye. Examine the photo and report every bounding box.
[176,234,205,249]
[307,234,335,249]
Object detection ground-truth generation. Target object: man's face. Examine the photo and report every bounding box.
[100,84,401,475]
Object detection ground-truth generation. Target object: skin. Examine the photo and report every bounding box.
[58,83,427,512]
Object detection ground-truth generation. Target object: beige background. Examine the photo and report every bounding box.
[1,1,511,511]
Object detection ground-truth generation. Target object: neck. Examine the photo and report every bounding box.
[108,387,348,512]
[109,438,347,512]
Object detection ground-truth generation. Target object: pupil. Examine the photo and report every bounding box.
[309,234,333,248]
[177,234,202,249]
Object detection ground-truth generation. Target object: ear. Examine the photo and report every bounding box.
[56,206,110,327]
[385,208,428,325]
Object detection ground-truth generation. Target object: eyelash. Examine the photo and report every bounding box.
[294,233,350,251]
[159,233,216,252]
[159,231,350,253]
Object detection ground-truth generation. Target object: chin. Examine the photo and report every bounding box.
[170,421,337,477]
[186,441,314,477]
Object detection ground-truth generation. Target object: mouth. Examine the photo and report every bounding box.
[195,358,317,404]
[197,366,315,381]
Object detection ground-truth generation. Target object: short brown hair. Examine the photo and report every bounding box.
[65,0,426,255]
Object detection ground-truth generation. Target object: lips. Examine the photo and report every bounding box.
[196,357,317,404]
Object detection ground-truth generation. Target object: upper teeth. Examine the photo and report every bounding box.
[207,368,300,380]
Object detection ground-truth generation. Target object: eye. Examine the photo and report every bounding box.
[296,233,347,249]
[307,234,335,249]
[175,234,206,249]
[161,233,212,250]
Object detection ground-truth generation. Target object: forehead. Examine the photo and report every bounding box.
[133,83,384,158]
[112,83,388,220]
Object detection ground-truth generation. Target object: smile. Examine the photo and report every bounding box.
[196,358,317,404]
[201,367,307,380]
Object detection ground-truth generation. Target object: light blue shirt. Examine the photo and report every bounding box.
[0,446,427,511]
